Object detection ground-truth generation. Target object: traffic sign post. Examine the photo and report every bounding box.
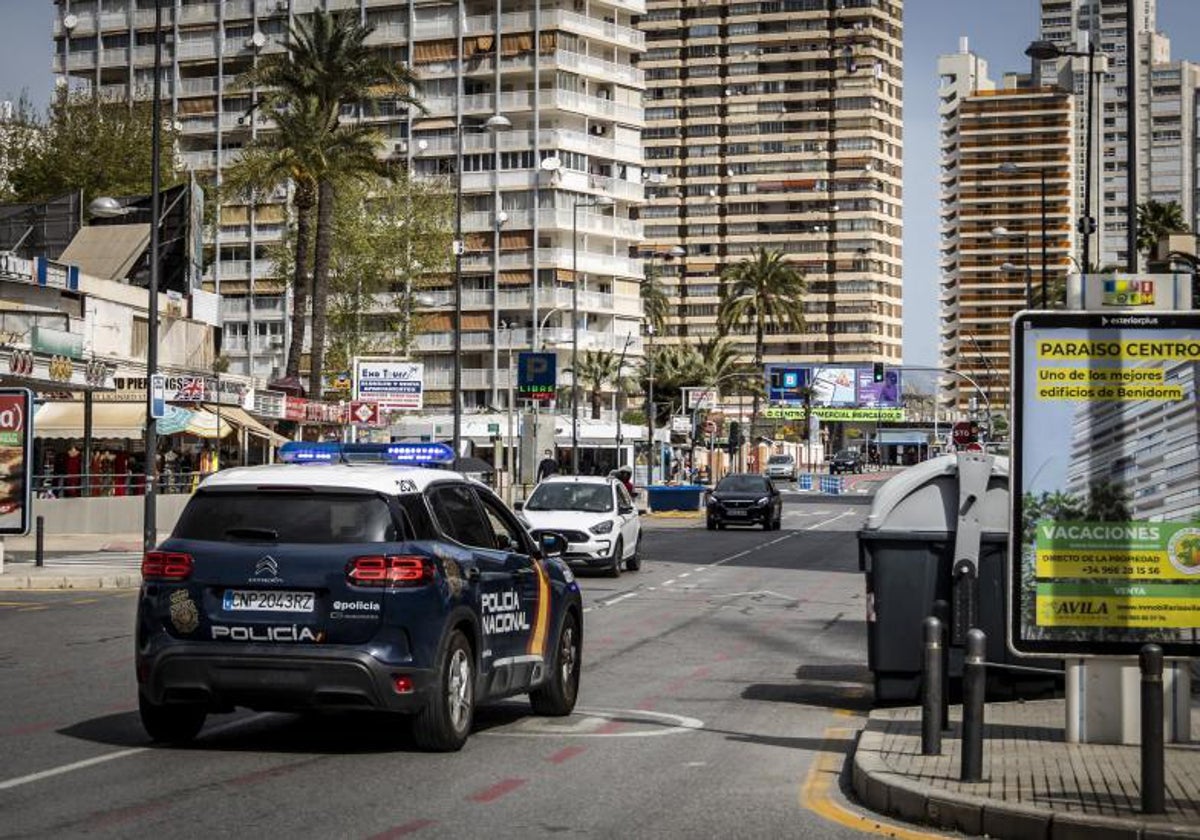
[951,421,978,447]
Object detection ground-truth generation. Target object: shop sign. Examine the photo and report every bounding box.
[1010,311,1200,658]
[354,358,423,411]
[351,401,380,426]
[284,396,306,422]
[0,389,33,536]
[762,407,904,421]
[31,326,83,359]
[253,389,286,419]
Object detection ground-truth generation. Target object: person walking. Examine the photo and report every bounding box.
[536,449,558,482]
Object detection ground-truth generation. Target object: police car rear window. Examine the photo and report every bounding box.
[173,491,401,544]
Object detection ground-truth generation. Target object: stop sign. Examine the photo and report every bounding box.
[952,421,976,446]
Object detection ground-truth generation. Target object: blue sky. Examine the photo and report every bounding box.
[3,1,1200,369]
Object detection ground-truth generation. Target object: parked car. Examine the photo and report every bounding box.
[830,448,864,474]
[706,473,782,531]
[764,453,798,481]
[516,475,641,577]
[135,442,583,752]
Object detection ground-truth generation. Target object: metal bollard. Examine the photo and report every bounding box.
[1140,644,1165,815]
[921,616,943,755]
[960,628,986,782]
[933,598,951,730]
[35,515,44,568]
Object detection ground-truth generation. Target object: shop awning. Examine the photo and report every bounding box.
[158,406,233,439]
[35,401,147,439]
[878,430,930,445]
[219,407,290,447]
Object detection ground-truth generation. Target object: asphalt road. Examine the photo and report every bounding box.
[0,500,950,840]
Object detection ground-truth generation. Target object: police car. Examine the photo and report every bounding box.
[135,442,583,752]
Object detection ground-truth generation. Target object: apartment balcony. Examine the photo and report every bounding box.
[408,128,642,166]
[459,209,641,240]
[422,90,642,127]
[204,260,281,282]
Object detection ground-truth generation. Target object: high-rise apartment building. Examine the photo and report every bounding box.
[1035,0,1194,269]
[937,43,1075,413]
[51,0,647,413]
[636,0,903,370]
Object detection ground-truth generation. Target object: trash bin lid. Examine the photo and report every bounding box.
[863,453,1009,534]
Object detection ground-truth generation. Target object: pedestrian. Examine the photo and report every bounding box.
[536,449,558,482]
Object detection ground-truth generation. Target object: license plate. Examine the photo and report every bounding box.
[223,590,315,612]
[727,509,748,517]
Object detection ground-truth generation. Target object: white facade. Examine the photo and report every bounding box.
[51,0,647,410]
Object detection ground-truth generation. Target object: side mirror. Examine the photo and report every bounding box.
[540,532,567,557]
[513,500,524,511]
[618,504,635,515]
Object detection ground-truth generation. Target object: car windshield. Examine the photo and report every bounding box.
[525,482,613,512]
[715,476,769,493]
[767,455,792,464]
[835,450,858,459]
[173,491,400,543]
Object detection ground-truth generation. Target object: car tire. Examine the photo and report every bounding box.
[139,692,206,745]
[530,611,581,716]
[412,629,474,752]
[625,533,641,571]
[608,539,623,577]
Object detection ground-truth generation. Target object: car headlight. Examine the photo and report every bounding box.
[707,496,720,506]
[589,520,614,535]
[756,496,770,506]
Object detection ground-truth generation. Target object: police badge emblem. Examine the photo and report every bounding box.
[169,589,200,634]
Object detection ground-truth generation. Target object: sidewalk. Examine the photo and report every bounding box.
[852,698,1200,839]
[0,532,143,590]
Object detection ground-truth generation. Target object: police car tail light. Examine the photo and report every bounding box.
[142,551,194,582]
[346,555,435,587]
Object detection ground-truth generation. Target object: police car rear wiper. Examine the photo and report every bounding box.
[224,527,279,541]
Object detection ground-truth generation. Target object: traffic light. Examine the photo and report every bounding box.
[727,421,741,453]
[873,362,885,383]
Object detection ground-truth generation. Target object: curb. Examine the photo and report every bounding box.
[0,572,140,591]
[851,723,1200,840]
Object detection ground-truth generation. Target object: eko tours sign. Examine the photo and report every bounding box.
[354,358,423,411]
[1010,311,1200,657]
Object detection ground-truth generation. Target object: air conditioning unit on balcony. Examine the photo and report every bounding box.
[269,335,284,348]
[590,124,607,136]
[276,0,288,11]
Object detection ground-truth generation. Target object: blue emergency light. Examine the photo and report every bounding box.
[279,442,456,467]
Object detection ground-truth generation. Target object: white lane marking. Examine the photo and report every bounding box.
[484,707,704,738]
[598,592,638,608]
[663,579,675,586]
[0,715,268,792]
[678,572,690,579]
[804,511,856,531]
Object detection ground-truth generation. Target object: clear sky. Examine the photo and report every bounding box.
[3,1,1200,369]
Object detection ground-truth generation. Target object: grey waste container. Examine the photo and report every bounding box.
[858,453,1017,702]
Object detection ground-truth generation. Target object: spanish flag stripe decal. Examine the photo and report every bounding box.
[528,559,551,656]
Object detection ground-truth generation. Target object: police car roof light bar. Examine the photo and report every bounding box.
[278,441,457,467]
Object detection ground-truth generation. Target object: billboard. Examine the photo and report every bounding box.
[517,352,556,402]
[354,358,424,411]
[0,389,33,535]
[856,367,902,408]
[1010,311,1200,657]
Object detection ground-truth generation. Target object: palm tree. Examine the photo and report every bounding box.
[1136,200,1189,258]
[223,98,326,381]
[568,350,621,420]
[241,9,423,396]
[640,270,671,337]
[717,247,806,429]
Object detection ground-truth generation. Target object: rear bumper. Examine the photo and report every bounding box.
[137,644,437,713]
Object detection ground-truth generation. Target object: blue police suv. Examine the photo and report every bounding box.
[135,442,583,751]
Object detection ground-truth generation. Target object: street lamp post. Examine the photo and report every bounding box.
[570,197,613,475]
[613,332,634,468]
[1026,38,1099,273]
[144,0,164,551]
[993,225,1032,308]
[452,113,511,459]
[998,162,1050,308]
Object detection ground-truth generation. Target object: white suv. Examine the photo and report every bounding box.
[764,453,797,480]
[516,476,642,577]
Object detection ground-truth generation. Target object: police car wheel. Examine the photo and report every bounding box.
[607,539,623,577]
[530,611,581,716]
[139,692,206,744]
[412,630,474,752]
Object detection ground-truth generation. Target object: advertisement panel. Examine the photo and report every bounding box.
[1010,311,1200,657]
[855,367,902,408]
[809,366,857,406]
[764,365,809,405]
[354,358,423,411]
[0,389,33,535]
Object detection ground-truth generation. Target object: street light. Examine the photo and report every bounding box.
[570,196,614,475]
[1025,38,1099,272]
[453,112,511,459]
[613,333,635,468]
[997,162,1050,308]
[992,226,1033,308]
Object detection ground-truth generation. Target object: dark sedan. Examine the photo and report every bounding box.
[706,473,782,531]
[830,449,864,474]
